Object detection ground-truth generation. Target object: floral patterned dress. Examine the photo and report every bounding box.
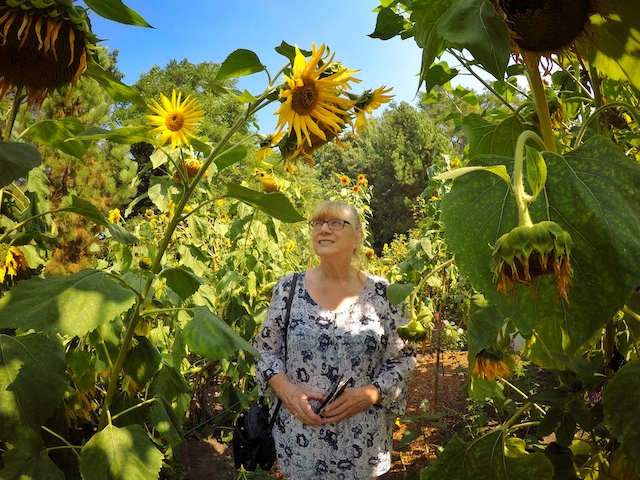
[254,272,416,479]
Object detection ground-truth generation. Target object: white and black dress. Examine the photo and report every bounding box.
[254,272,416,479]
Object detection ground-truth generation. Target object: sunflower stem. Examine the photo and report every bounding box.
[512,130,545,227]
[524,59,556,153]
[3,86,25,141]
[98,90,279,431]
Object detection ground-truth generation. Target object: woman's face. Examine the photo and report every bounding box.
[311,208,362,260]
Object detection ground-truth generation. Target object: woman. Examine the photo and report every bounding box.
[254,200,416,479]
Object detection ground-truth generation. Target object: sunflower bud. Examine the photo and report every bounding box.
[492,221,572,303]
[397,319,428,342]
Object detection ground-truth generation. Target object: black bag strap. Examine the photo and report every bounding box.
[267,272,298,432]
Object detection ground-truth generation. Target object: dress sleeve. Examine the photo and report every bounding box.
[253,275,292,396]
[371,285,417,415]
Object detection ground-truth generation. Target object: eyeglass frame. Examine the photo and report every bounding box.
[308,219,352,230]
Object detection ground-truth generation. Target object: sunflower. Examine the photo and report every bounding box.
[274,43,358,149]
[340,175,350,186]
[471,349,512,381]
[353,86,394,133]
[0,0,98,106]
[173,158,206,182]
[352,185,360,193]
[496,0,605,67]
[257,131,285,162]
[107,208,121,224]
[0,245,28,285]
[146,90,205,149]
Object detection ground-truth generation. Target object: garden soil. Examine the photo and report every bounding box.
[175,350,469,479]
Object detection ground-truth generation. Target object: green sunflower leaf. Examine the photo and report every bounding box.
[386,282,415,306]
[58,195,108,226]
[440,135,640,365]
[0,142,42,188]
[422,431,554,479]
[150,395,184,446]
[0,333,67,454]
[85,61,147,106]
[183,306,258,360]
[79,425,164,480]
[215,49,265,81]
[0,269,137,337]
[0,449,65,480]
[123,336,162,387]
[158,266,204,300]
[437,0,510,81]
[589,0,640,91]
[369,7,406,40]
[27,119,89,159]
[223,183,305,223]
[603,360,640,467]
[83,0,152,27]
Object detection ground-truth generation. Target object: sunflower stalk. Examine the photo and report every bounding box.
[512,130,546,227]
[98,88,278,431]
[524,59,556,153]
[3,86,25,141]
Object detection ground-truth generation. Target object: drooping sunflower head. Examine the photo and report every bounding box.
[274,44,358,149]
[146,90,205,150]
[497,0,606,67]
[471,349,512,381]
[0,0,98,105]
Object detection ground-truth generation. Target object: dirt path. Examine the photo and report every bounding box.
[176,350,469,479]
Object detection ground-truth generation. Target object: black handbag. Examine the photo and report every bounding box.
[233,273,298,471]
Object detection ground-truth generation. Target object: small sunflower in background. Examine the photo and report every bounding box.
[257,131,285,162]
[107,208,121,224]
[0,0,98,106]
[274,43,358,149]
[0,245,28,286]
[352,86,394,134]
[471,349,512,381]
[173,158,206,183]
[340,175,350,186]
[146,90,205,149]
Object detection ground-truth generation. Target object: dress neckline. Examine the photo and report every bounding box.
[300,270,370,313]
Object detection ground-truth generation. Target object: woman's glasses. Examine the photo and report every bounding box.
[308,219,351,230]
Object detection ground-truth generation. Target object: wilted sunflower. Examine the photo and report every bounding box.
[471,349,512,381]
[146,90,205,149]
[274,44,358,149]
[0,0,98,106]
[496,0,606,67]
[353,86,394,133]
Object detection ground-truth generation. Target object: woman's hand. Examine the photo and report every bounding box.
[320,384,380,424]
[268,373,324,427]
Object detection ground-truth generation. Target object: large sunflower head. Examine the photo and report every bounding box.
[497,0,605,66]
[0,0,97,106]
[146,90,205,150]
[274,43,359,149]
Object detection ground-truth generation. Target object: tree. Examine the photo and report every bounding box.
[313,102,453,250]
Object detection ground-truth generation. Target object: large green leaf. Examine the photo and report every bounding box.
[603,360,640,468]
[150,395,183,445]
[421,431,554,479]
[27,118,89,159]
[183,306,258,360]
[0,142,42,188]
[461,113,526,158]
[158,266,204,300]
[59,195,108,226]
[0,333,67,454]
[215,144,248,171]
[0,449,64,480]
[79,425,164,480]
[74,126,155,145]
[437,0,510,81]
[440,135,640,363]
[123,336,161,387]
[589,0,640,91]
[412,0,453,91]
[85,61,147,106]
[224,183,305,223]
[0,269,137,337]
[369,6,406,40]
[215,49,265,81]
[83,0,152,27]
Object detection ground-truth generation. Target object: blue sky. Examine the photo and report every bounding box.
[88,1,471,132]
